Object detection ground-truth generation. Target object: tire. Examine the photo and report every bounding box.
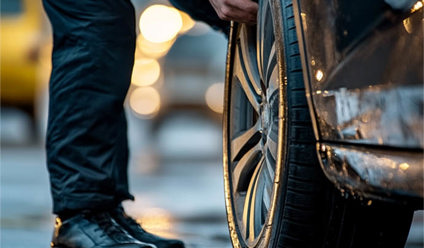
[222,0,415,247]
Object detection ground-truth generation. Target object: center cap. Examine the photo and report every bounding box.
[260,102,270,135]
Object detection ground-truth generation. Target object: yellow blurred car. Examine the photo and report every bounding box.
[1,0,49,111]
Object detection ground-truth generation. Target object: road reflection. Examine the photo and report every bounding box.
[0,110,422,248]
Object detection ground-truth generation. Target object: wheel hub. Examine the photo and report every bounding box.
[260,99,271,138]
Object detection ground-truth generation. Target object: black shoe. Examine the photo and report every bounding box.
[111,206,185,248]
[51,211,156,248]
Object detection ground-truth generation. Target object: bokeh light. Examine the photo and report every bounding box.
[129,87,161,118]
[205,82,225,114]
[136,34,175,59]
[178,11,196,34]
[131,58,160,87]
[139,5,182,43]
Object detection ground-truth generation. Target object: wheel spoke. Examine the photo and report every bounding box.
[266,64,279,102]
[239,25,262,95]
[266,124,279,161]
[253,161,273,229]
[265,147,276,180]
[265,43,277,85]
[231,120,261,161]
[257,0,273,82]
[262,161,273,211]
[235,45,262,113]
[257,1,265,79]
[232,143,262,192]
[251,161,266,239]
[242,156,264,242]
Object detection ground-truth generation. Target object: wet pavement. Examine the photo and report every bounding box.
[1,145,423,248]
[0,145,231,248]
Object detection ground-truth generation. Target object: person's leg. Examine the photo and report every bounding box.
[44,1,185,247]
[44,2,159,247]
[44,0,135,215]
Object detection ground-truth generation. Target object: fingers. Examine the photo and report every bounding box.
[209,0,258,24]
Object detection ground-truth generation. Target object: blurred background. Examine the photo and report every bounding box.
[1,0,230,247]
[0,0,422,247]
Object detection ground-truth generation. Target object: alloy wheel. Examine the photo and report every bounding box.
[224,0,281,246]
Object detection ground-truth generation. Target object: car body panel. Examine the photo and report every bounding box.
[318,143,423,203]
[292,0,423,203]
[294,0,423,148]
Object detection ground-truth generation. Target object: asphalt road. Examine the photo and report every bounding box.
[1,145,422,248]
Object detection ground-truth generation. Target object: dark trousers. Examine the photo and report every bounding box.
[43,0,136,214]
[43,0,227,215]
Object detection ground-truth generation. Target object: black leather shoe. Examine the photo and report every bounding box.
[111,206,185,248]
[51,211,156,248]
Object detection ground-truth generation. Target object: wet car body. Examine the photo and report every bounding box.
[292,0,423,205]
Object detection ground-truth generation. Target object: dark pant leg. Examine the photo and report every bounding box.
[43,0,136,214]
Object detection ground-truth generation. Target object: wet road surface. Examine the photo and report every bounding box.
[1,146,231,248]
[1,146,422,248]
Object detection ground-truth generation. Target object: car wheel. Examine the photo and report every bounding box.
[222,0,414,247]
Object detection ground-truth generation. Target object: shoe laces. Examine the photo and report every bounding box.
[115,207,146,233]
[88,212,128,239]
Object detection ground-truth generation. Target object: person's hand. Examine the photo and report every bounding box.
[209,0,258,24]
